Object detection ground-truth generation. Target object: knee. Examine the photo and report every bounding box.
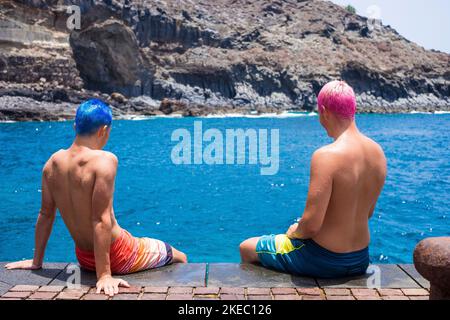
[239,237,260,264]
[173,250,188,264]
[239,239,252,261]
[179,252,188,263]
[239,240,247,255]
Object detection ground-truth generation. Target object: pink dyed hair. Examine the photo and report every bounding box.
[317,80,356,119]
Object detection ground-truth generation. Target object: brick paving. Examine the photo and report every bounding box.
[28,292,59,300]
[401,288,429,296]
[0,263,432,300]
[296,287,322,295]
[0,285,430,300]
[378,288,405,296]
[271,287,297,295]
[38,286,65,293]
[143,286,169,293]
[10,285,40,292]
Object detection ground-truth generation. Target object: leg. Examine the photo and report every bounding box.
[171,246,188,263]
[252,234,308,275]
[239,237,261,264]
[131,237,187,272]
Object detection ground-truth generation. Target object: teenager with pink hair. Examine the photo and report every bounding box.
[240,80,387,278]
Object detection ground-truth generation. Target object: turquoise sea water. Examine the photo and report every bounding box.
[0,114,448,263]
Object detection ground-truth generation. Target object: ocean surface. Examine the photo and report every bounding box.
[0,113,448,263]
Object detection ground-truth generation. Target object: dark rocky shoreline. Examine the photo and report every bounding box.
[1,94,447,122]
[0,0,449,121]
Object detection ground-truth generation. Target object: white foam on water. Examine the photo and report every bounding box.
[201,111,318,118]
[126,115,154,121]
[409,111,450,115]
[121,114,184,120]
[409,111,433,114]
[119,111,317,119]
[153,114,184,119]
[0,120,16,123]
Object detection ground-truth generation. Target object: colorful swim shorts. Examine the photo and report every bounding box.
[256,234,369,278]
[76,229,173,274]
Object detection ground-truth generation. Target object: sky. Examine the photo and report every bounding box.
[330,0,450,53]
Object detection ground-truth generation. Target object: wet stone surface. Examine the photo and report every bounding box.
[316,264,420,288]
[48,263,207,287]
[398,264,430,289]
[0,263,433,300]
[121,263,207,287]
[0,262,68,286]
[208,263,317,288]
[0,282,12,296]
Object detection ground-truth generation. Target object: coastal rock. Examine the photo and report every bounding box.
[110,92,128,104]
[0,0,449,120]
[0,96,78,121]
[0,95,132,121]
[159,98,188,115]
[69,19,154,97]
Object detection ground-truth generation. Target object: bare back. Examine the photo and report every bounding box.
[44,147,121,251]
[312,131,387,253]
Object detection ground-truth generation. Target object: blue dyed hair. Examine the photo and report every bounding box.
[75,99,113,136]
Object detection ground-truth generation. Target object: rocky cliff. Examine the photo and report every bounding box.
[0,0,449,120]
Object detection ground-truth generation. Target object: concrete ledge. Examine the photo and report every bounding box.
[317,265,423,289]
[49,263,207,287]
[0,262,429,289]
[0,262,431,300]
[398,264,430,289]
[208,263,317,288]
[0,262,68,287]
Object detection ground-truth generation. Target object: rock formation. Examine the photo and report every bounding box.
[0,0,449,120]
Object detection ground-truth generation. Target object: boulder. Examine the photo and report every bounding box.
[69,19,153,97]
[159,98,188,115]
[110,92,127,104]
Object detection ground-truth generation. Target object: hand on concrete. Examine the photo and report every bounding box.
[96,275,130,297]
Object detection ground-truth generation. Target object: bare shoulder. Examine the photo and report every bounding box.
[93,150,118,163]
[312,144,340,161]
[363,135,386,161]
[43,149,65,175]
[91,151,118,176]
[311,145,339,170]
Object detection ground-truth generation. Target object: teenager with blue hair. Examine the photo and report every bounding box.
[5,99,188,297]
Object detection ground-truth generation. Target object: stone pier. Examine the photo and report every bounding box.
[0,263,431,300]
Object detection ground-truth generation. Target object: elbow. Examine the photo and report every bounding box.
[305,227,320,238]
[301,220,322,238]
[38,211,53,221]
[92,216,112,231]
[39,206,56,220]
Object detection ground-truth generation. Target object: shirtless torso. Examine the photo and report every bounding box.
[44,146,122,251]
[240,119,387,276]
[238,81,387,277]
[311,127,387,253]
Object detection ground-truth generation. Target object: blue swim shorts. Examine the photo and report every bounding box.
[256,234,370,278]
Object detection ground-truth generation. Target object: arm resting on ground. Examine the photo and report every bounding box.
[91,156,117,280]
[5,162,56,270]
[33,165,57,267]
[288,150,333,239]
[91,155,130,296]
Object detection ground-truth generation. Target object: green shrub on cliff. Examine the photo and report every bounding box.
[345,5,356,14]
